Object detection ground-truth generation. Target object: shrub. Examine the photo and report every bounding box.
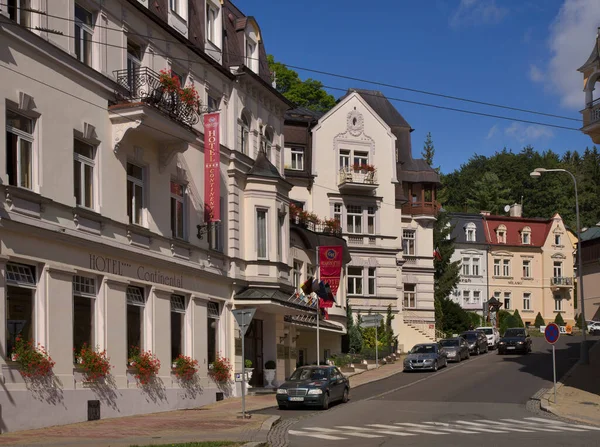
[534,312,545,328]
[554,313,565,326]
[244,359,253,369]
[11,336,55,378]
[575,313,587,330]
[76,344,112,381]
[264,360,276,370]
[128,346,161,385]
[513,310,524,328]
[208,354,232,383]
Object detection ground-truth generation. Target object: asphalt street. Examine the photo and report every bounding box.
[260,334,600,446]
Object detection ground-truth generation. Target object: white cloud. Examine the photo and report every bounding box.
[545,0,600,109]
[504,122,554,143]
[529,64,544,82]
[449,0,508,28]
[486,124,499,139]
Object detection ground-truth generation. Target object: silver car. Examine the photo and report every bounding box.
[439,337,470,362]
[403,343,448,372]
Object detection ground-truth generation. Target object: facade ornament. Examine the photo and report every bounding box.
[347,109,364,136]
[113,120,143,154]
[158,141,188,173]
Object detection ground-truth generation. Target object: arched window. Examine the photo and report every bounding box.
[496,224,507,244]
[465,222,476,242]
[239,111,250,155]
[262,126,274,160]
[521,226,531,245]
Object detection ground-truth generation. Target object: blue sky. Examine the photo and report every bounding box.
[238,0,600,173]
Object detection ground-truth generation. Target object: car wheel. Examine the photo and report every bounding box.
[457,354,461,363]
[321,392,329,410]
[342,388,349,403]
[466,352,471,359]
[433,361,438,372]
[475,346,480,355]
[278,404,287,410]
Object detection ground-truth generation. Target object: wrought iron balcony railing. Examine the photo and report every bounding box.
[551,277,573,287]
[113,67,200,128]
[290,215,343,237]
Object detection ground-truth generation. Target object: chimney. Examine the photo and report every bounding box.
[509,203,522,218]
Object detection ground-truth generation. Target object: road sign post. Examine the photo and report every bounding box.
[544,322,560,403]
[232,308,256,419]
[361,314,384,368]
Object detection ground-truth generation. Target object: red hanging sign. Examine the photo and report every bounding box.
[204,113,220,222]
[318,246,343,298]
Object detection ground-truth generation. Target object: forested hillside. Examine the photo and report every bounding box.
[440,146,600,230]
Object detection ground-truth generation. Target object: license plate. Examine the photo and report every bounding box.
[507,346,516,350]
[289,397,304,402]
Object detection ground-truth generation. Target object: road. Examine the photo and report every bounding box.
[261,335,600,446]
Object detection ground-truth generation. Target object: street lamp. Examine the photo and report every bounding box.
[530,167,589,365]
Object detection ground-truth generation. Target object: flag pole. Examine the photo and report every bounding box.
[316,246,320,366]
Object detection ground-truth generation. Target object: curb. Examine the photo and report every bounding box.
[242,414,280,446]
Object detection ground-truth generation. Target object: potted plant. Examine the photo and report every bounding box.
[323,218,341,235]
[11,335,55,379]
[128,346,161,385]
[244,359,254,382]
[172,354,199,381]
[158,69,181,93]
[264,360,276,388]
[75,343,112,382]
[208,354,232,384]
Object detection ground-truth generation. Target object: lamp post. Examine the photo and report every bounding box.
[530,167,589,365]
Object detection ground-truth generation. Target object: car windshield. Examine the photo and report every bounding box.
[289,368,328,381]
[440,339,459,347]
[504,329,526,337]
[462,333,477,341]
[411,345,437,354]
[479,328,493,335]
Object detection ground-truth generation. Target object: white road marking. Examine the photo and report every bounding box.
[336,425,418,436]
[524,417,600,431]
[476,420,537,432]
[452,421,509,433]
[303,427,383,438]
[288,430,345,440]
[365,424,418,436]
[500,419,587,432]
[393,422,450,435]
[419,422,480,434]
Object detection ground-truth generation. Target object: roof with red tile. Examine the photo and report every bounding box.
[482,215,554,247]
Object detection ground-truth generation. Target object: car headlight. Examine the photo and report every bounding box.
[276,389,288,395]
[423,359,434,363]
[499,341,505,345]
[517,341,524,345]
[307,389,323,395]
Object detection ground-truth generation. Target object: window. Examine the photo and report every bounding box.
[347,267,363,295]
[171,295,185,361]
[493,259,501,276]
[402,230,416,255]
[465,222,476,242]
[463,290,471,304]
[333,203,342,224]
[368,268,376,295]
[126,39,142,91]
[523,293,531,311]
[339,149,350,170]
[256,208,268,259]
[554,234,562,245]
[503,259,510,277]
[261,127,273,159]
[73,139,94,209]
[209,198,224,252]
[208,93,220,112]
[521,227,531,245]
[497,225,506,243]
[554,296,562,312]
[6,263,36,356]
[127,162,144,225]
[472,258,480,276]
[494,291,501,300]
[239,112,250,155]
[473,291,481,304]
[206,2,218,42]
[290,147,304,171]
[339,148,369,170]
[553,261,563,278]
[6,109,34,189]
[7,0,31,26]
[353,150,369,166]
[73,276,95,355]
[74,3,93,66]
[245,37,256,70]
[276,212,284,261]
[207,302,219,365]
[462,257,470,276]
[127,286,145,352]
[403,284,416,308]
[170,181,186,239]
[170,0,184,17]
[293,261,302,289]
[347,205,362,234]
[522,260,531,278]
[504,292,511,310]
[367,207,376,235]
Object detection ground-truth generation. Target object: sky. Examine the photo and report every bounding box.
[236,0,600,174]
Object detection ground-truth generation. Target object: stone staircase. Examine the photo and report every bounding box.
[337,352,400,376]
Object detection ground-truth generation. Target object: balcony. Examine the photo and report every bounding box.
[401,201,440,220]
[581,98,600,144]
[290,214,343,237]
[338,166,378,193]
[551,277,574,290]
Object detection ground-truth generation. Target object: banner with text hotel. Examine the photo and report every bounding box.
[204,113,220,222]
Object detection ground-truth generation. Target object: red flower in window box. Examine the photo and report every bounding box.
[172,354,199,381]
[208,354,232,383]
[128,346,161,385]
[75,343,112,382]
[11,336,55,379]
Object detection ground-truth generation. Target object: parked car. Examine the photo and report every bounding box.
[476,326,500,349]
[498,327,532,354]
[439,337,470,362]
[403,343,448,372]
[276,366,349,410]
[588,322,600,335]
[460,330,489,355]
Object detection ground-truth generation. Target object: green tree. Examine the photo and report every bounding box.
[534,312,545,328]
[348,325,363,354]
[512,309,524,328]
[554,313,565,326]
[433,211,461,330]
[267,55,336,114]
[384,305,397,350]
[575,313,587,330]
[422,132,435,166]
[467,172,511,215]
[440,298,471,335]
[467,312,482,328]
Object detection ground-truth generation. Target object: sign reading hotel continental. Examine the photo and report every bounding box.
[204,112,221,222]
[89,254,183,288]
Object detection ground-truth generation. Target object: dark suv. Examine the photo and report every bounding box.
[460,330,489,355]
[498,328,532,354]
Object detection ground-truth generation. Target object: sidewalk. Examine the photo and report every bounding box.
[0,358,406,447]
[540,338,600,426]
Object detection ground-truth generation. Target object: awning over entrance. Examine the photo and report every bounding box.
[235,287,317,316]
[284,315,346,334]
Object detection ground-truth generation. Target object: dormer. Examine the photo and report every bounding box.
[244,18,261,74]
[205,0,223,62]
[521,226,531,245]
[496,224,507,244]
[168,0,189,38]
[465,222,476,242]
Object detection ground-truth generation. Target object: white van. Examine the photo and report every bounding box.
[476,326,500,349]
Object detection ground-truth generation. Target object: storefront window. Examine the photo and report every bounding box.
[207,302,219,365]
[127,286,145,351]
[5,263,36,356]
[73,275,96,355]
[171,295,185,361]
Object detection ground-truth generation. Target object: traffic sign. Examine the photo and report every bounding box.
[232,308,256,336]
[545,323,560,345]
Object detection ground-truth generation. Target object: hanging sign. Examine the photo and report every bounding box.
[318,246,343,298]
[204,113,221,222]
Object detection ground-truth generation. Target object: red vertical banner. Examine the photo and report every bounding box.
[204,113,220,222]
[318,246,343,297]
